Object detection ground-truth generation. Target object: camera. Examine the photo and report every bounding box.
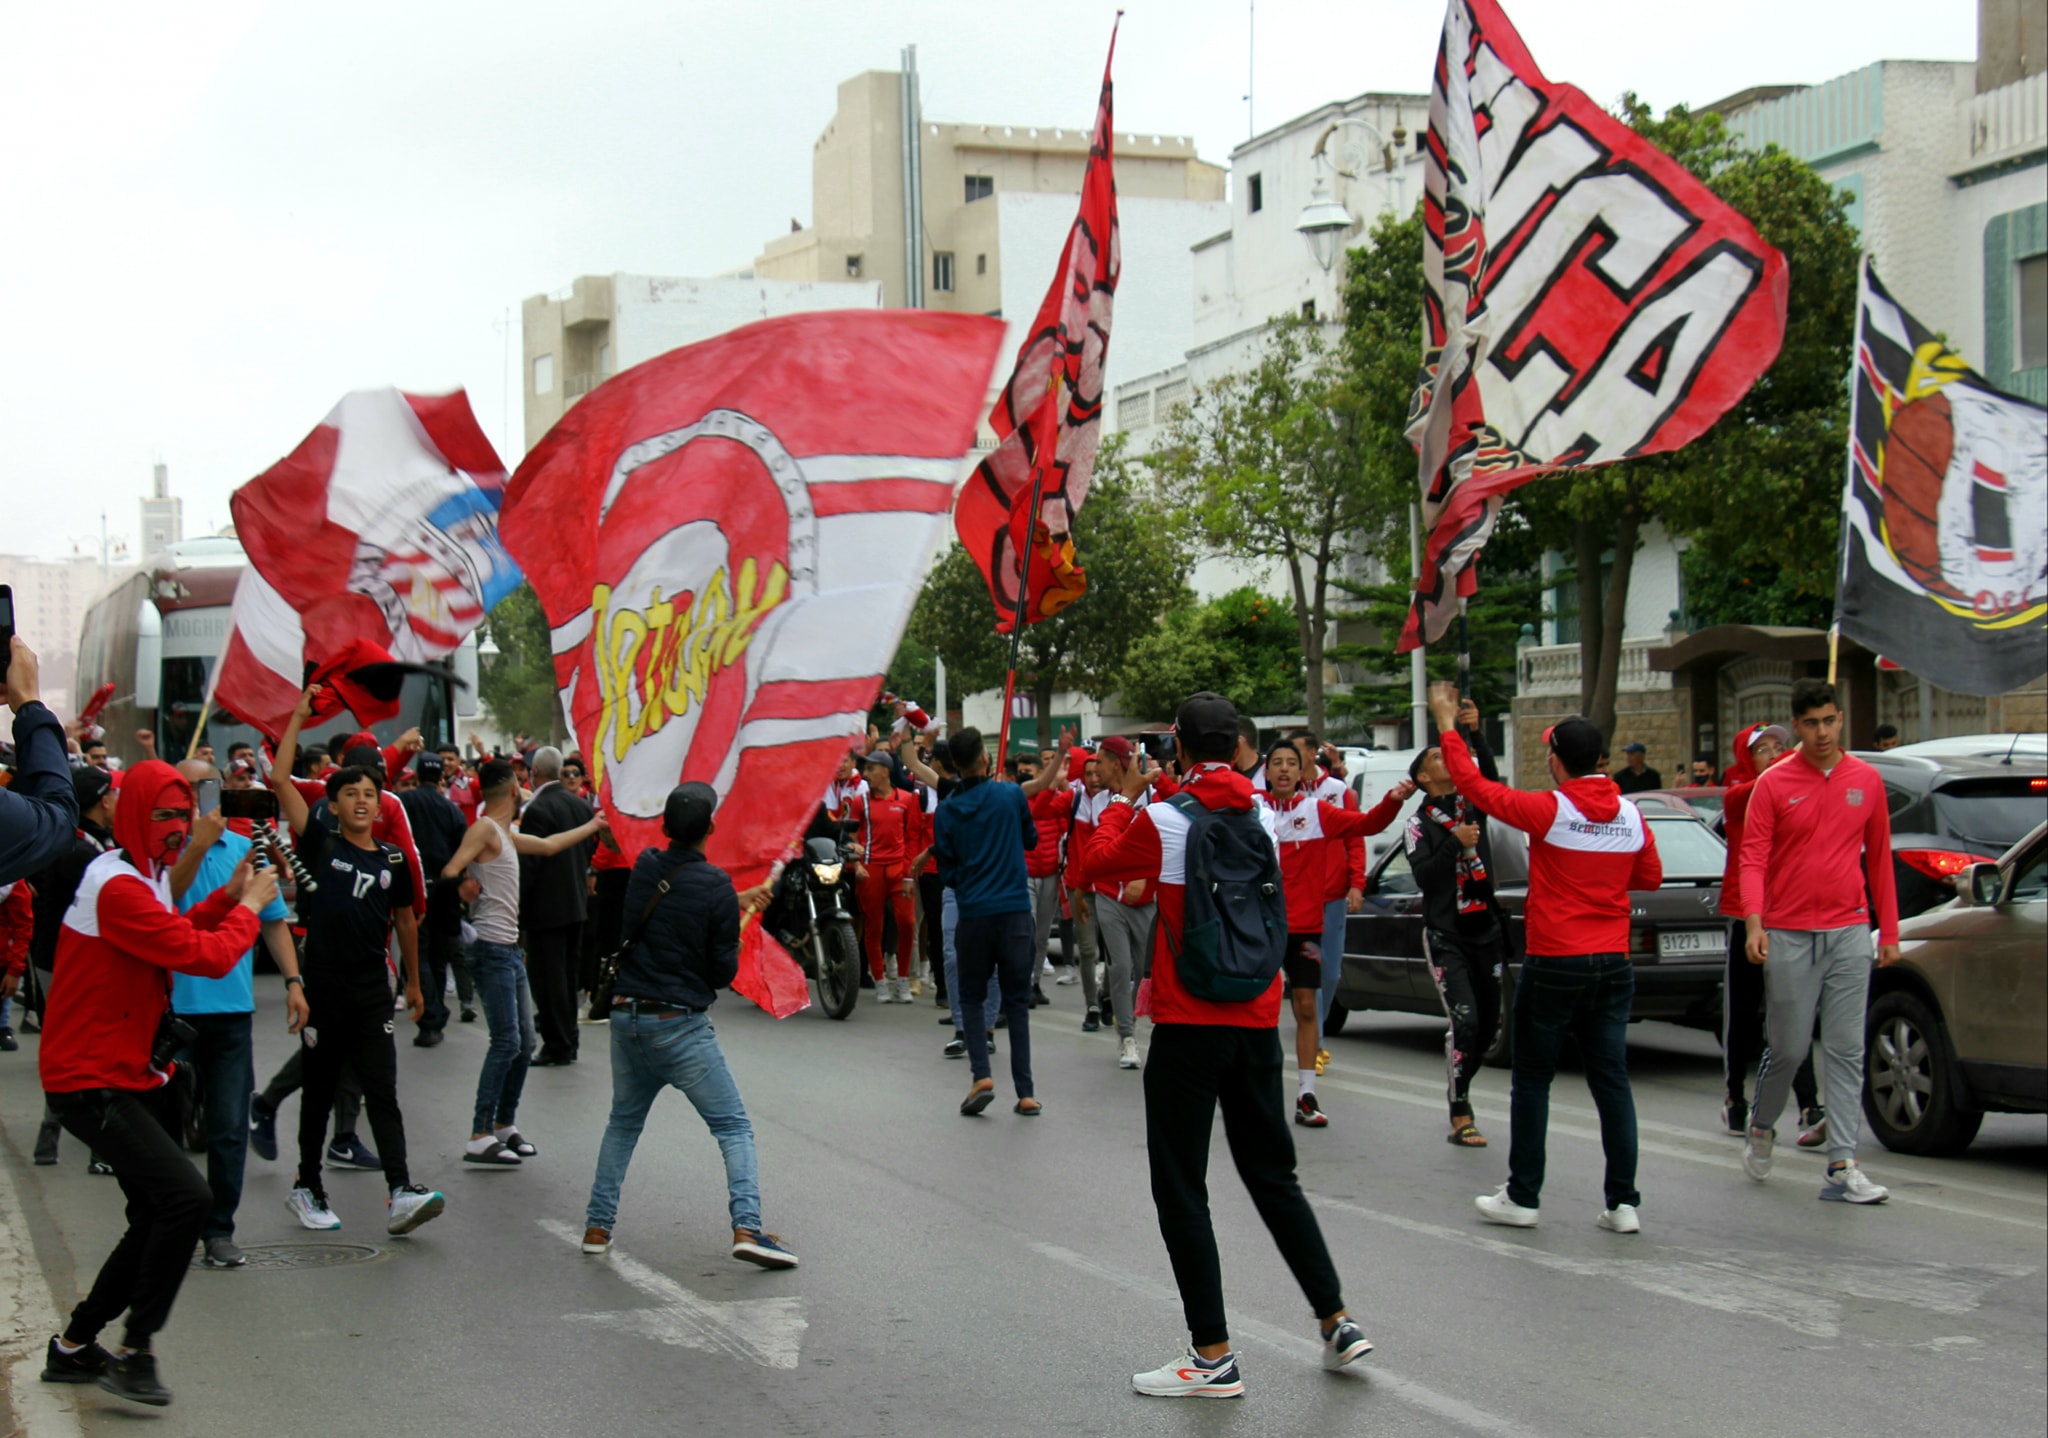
[150,1010,198,1073]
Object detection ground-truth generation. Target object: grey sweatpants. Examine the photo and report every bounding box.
[1030,873,1062,968]
[1093,896,1154,1039]
[1750,925,1872,1164]
[1062,889,1101,1011]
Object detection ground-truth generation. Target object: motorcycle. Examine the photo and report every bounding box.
[766,835,862,1019]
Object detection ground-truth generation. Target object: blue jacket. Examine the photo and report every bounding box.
[932,777,1035,919]
[1,702,78,885]
[614,846,739,1012]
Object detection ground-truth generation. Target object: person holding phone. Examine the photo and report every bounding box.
[1,630,80,886]
[164,760,307,1269]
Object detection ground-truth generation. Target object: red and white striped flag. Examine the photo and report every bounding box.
[214,389,519,738]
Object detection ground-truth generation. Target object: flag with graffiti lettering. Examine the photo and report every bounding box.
[216,388,520,739]
[499,310,1004,1017]
[1400,0,1788,651]
[954,22,1120,634]
[1836,259,2046,695]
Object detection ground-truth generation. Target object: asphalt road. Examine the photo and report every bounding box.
[2,972,2043,1438]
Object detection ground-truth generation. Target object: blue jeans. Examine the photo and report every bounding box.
[1316,897,1347,1032]
[1507,954,1639,1211]
[944,887,998,1034]
[470,940,535,1135]
[174,1011,254,1239]
[957,910,1035,1096]
[585,1009,760,1234]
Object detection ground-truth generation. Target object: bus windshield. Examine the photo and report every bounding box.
[158,656,457,764]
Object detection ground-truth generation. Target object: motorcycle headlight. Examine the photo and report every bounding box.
[811,862,843,885]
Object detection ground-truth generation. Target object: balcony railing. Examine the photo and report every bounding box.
[1516,638,1669,699]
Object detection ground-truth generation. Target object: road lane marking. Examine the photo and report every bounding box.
[1311,1074,2048,1231]
[1030,1242,1547,1438]
[0,1156,86,1438]
[539,1219,805,1369]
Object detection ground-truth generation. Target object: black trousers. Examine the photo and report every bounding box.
[1425,925,1504,1117]
[590,869,631,992]
[1143,1023,1345,1348]
[417,915,467,1033]
[526,922,582,1060]
[1721,921,1819,1111]
[47,1086,210,1350]
[260,1045,362,1136]
[918,872,944,992]
[297,992,410,1195]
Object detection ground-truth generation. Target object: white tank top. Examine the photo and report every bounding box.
[470,818,521,945]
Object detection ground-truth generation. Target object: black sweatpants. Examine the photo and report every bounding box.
[1143,1022,1345,1348]
[918,871,945,992]
[297,991,411,1195]
[1425,925,1504,1118]
[260,1045,362,1137]
[1721,921,1820,1112]
[527,921,582,1061]
[47,1086,210,1350]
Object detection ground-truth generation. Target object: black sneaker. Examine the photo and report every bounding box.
[34,1120,60,1166]
[1721,1096,1749,1135]
[943,1037,967,1059]
[88,1158,114,1176]
[460,1007,478,1023]
[1081,1009,1100,1033]
[327,1134,382,1170]
[0,1026,17,1052]
[41,1336,112,1383]
[98,1349,172,1407]
[412,1028,444,1048]
[248,1093,278,1161]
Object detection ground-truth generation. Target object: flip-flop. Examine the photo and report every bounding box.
[1014,1100,1043,1117]
[1447,1122,1488,1147]
[960,1082,995,1117]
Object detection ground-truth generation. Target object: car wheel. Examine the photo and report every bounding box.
[1862,990,1983,1157]
[1482,966,1514,1069]
[1323,1002,1349,1037]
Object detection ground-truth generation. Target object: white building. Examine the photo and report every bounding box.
[0,549,110,720]
[138,462,182,564]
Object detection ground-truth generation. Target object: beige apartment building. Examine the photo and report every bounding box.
[753,66,1225,315]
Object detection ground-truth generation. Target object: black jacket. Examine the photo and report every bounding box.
[613,847,740,1012]
[519,782,594,929]
[1406,793,1507,940]
[398,786,468,934]
[27,819,114,972]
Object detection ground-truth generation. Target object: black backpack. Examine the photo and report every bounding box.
[1162,792,1287,1002]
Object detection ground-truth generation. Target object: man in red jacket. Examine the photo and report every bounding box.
[1739,678,1901,1205]
[37,759,279,1406]
[847,752,924,1002]
[1429,684,1661,1235]
[1087,693,1372,1398]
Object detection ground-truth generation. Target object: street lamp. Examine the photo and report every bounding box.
[1294,115,1406,273]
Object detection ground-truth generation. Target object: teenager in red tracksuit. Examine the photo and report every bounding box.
[37,759,279,1403]
[1430,684,1661,1234]
[1022,752,1073,987]
[1259,742,1404,1128]
[1086,693,1372,1398]
[848,752,924,1001]
[1737,678,1901,1204]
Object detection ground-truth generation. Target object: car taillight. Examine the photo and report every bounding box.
[1897,848,1979,881]
[2032,777,2047,792]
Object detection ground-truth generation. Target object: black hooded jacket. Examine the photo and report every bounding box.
[1405,791,1509,942]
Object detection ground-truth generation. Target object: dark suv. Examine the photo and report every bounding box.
[1331,809,1732,1063]
[1860,751,2048,919]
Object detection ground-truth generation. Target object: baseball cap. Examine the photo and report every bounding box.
[663,781,718,843]
[1545,717,1605,773]
[1747,724,1791,751]
[1174,692,1239,761]
[861,751,895,770]
[416,753,444,781]
[72,764,114,810]
[1621,741,1647,754]
[1097,735,1134,764]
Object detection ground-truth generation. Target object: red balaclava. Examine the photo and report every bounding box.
[113,759,196,878]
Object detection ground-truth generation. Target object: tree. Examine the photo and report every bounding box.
[1153,313,1411,732]
[901,438,1191,739]
[476,581,562,743]
[1119,587,1302,722]
[1510,100,1860,737]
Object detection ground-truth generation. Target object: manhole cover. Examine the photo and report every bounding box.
[192,1242,387,1271]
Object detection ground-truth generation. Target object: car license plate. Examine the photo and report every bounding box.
[1658,928,1727,958]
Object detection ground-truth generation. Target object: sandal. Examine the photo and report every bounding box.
[1014,1100,1043,1117]
[1447,1122,1488,1147]
[960,1080,995,1117]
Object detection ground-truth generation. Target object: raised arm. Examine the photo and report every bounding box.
[510,809,609,857]
[267,686,318,836]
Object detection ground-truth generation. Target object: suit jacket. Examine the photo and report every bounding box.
[519,782,594,930]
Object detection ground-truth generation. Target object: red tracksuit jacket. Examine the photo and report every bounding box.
[1739,749,1899,944]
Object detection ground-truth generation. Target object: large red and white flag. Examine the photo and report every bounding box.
[953,23,1120,634]
[215,389,519,738]
[499,310,1004,1018]
[1400,0,1787,650]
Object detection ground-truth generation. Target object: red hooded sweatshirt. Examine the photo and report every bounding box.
[1718,722,1780,919]
[39,761,261,1094]
[1026,785,1072,879]
[1085,763,1283,1029]
[1440,732,1662,957]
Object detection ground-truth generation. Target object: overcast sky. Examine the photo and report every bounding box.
[0,0,1974,565]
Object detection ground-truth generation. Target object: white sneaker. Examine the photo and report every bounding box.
[1597,1203,1641,1234]
[1131,1346,1244,1398]
[872,980,895,1004]
[286,1186,340,1230]
[386,1184,446,1235]
[1743,1126,1775,1181]
[894,977,912,1003]
[1055,968,1079,986]
[1819,1160,1889,1205]
[1475,1185,1539,1227]
[1119,1036,1141,1070]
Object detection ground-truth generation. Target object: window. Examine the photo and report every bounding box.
[964,175,993,202]
[596,342,611,377]
[531,354,554,395]
[1369,845,1417,896]
[933,251,955,293]
[975,253,987,276]
[2019,254,2047,371]
[1301,299,1316,321]
[846,253,863,278]
[1247,172,1263,213]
